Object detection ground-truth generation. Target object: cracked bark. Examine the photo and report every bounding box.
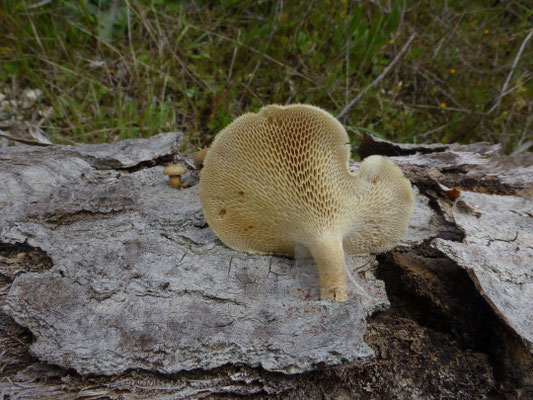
[0,132,532,399]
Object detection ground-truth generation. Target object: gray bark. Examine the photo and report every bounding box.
[0,132,532,399]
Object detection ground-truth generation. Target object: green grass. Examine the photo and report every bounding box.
[1,0,532,153]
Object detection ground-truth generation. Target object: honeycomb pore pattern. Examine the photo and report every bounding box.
[199,104,414,257]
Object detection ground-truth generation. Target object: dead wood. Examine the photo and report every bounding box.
[0,132,531,399]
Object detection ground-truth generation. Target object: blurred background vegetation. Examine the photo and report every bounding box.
[0,0,532,153]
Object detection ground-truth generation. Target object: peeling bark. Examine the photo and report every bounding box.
[0,132,532,398]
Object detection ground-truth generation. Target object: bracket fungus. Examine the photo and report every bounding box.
[199,104,414,301]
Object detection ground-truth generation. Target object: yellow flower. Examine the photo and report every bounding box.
[484,29,490,35]
[389,39,394,44]
[440,102,447,109]
[450,68,456,74]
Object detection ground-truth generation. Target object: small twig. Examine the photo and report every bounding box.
[227,29,241,83]
[499,72,533,98]
[0,131,53,147]
[124,0,139,77]
[489,30,533,113]
[326,90,341,110]
[432,31,453,61]
[239,61,262,103]
[518,109,533,148]
[418,123,450,138]
[337,33,416,119]
[345,33,350,106]
[38,57,107,88]
[405,102,482,114]
[27,9,45,53]
[26,0,53,10]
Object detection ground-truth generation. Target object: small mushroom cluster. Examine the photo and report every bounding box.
[163,148,209,189]
[199,104,414,301]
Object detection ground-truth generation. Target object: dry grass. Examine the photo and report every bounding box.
[0,0,532,153]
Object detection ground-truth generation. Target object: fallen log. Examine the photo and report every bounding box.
[0,132,531,399]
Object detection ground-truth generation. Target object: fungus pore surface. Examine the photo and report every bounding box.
[200,104,414,301]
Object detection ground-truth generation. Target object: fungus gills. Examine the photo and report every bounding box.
[199,104,414,301]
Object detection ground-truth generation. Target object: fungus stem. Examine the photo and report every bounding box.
[308,236,348,301]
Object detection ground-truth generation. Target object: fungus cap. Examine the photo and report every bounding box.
[193,147,210,170]
[163,164,187,189]
[163,165,186,176]
[199,104,414,300]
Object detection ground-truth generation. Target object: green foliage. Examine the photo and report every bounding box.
[0,0,531,151]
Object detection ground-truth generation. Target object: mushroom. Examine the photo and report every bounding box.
[193,147,210,170]
[199,104,414,301]
[163,164,187,188]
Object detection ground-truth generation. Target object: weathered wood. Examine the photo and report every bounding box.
[0,132,531,398]
[386,138,533,352]
[1,133,387,376]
